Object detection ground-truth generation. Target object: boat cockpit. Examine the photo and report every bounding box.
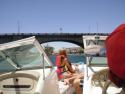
[0,36,62,94]
[0,35,123,94]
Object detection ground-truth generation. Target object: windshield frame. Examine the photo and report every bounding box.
[0,36,53,73]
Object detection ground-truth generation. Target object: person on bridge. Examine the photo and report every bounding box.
[106,24,125,93]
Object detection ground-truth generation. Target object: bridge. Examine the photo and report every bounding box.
[0,33,109,48]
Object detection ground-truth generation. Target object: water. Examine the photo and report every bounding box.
[49,54,86,66]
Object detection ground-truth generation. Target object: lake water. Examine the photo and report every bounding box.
[49,54,86,66]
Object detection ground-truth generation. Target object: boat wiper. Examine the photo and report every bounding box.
[0,51,20,70]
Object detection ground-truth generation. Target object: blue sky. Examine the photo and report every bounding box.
[0,0,125,50]
[0,0,125,33]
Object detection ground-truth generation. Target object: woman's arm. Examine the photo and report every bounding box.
[64,58,75,73]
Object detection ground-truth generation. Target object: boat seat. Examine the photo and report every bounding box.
[59,81,75,94]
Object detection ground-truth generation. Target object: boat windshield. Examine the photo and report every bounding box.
[86,40,105,47]
[83,35,107,66]
[0,41,50,72]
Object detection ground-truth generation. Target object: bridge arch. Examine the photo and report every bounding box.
[41,39,84,48]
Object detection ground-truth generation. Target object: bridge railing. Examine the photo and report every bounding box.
[0,33,109,36]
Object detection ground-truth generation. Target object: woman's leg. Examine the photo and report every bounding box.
[73,78,83,94]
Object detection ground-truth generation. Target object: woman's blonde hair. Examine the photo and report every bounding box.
[59,49,67,57]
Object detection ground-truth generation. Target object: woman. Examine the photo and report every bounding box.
[56,49,84,94]
[56,49,75,80]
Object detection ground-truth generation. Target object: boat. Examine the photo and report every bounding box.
[0,36,73,94]
[0,35,123,94]
[82,35,122,94]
